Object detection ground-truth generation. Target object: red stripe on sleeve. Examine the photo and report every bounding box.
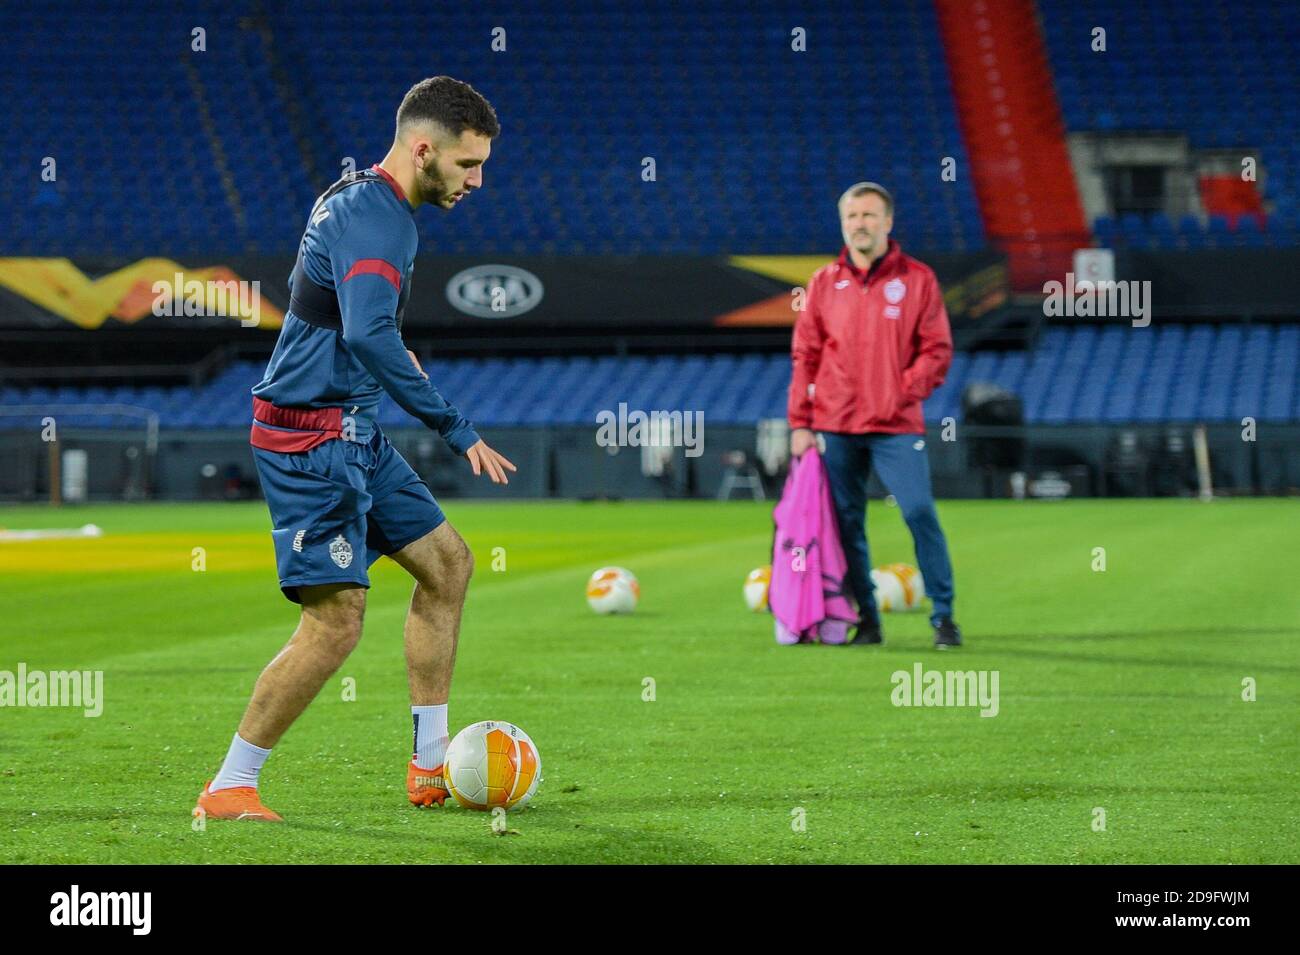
[342,258,402,291]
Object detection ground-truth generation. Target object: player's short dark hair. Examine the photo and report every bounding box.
[397,76,500,140]
[839,181,894,217]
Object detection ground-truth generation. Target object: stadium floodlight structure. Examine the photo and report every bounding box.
[0,404,160,503]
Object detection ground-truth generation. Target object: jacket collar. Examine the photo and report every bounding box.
[837,238,903,284]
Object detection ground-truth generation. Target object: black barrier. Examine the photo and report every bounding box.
[1112,248,1300,319]
[0,250,1007,332]
[5,250,1299,338]
[2,423,1296,502]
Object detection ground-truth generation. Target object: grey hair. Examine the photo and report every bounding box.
[838,181,894,216]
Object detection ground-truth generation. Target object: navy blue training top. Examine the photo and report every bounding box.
[252,166,480,454]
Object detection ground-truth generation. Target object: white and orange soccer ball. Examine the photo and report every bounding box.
[586,566,639,614]
[870,563,926,612]
[444,720,542,811]
[743,565,771,611]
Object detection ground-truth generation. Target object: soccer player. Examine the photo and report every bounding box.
[194,77,514,822]
[787,182,962,649]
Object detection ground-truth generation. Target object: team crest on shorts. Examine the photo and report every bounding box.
[884,278,906,304]
[329,535,353,569]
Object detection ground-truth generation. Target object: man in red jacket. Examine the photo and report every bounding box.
[788,182,961,648]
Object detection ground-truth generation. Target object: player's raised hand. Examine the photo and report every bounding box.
[464,439,517,484]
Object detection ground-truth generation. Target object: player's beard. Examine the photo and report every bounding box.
[416,158,455,207]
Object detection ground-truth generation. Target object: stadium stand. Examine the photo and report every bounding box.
[4,1,1295,257]
[1039,0,1300,247]
[2,1,985,256]
[5,324,1297,428]
[935,0,1090,288]
[2,1,1297,505]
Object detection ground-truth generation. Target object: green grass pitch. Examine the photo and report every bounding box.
[0,498,1296,864]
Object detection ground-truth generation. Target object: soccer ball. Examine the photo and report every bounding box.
[870,563,926,612]
[743,565,771,611]
[444,720,542,811]
[586,566,639,614]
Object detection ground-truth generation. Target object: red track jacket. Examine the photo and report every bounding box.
[787,240,953,436]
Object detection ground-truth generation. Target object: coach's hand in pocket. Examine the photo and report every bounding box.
[465,440,517,485]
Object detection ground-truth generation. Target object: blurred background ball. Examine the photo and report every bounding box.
[743,564,771,611]
[871,563,926,612]
[586,566,639,614]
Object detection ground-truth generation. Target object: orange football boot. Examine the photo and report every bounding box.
[407,759,450,807]
[194,781,284,822]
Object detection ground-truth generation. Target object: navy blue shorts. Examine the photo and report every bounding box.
[252,430,446,603]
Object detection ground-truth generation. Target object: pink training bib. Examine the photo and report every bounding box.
[768,449,857,644]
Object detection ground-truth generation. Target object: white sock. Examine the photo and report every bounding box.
[412,704,449,769]
[210,733,271,792]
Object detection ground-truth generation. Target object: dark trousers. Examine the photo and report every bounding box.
[820,431,955,626]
